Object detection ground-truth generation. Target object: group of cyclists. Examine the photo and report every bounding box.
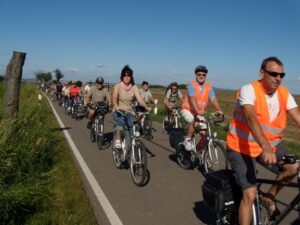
[44,57,300,225]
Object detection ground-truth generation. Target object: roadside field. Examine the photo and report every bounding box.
[150,87,300,146]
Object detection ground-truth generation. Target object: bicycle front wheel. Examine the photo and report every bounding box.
[130,140,147,186]
[203,140,228,173]
[112,130,125,169]
[96,120,104,150]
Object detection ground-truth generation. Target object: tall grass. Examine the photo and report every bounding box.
[0,82,97,225]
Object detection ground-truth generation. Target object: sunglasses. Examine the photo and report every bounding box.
[197,73,206,77]
[263,69,285,79]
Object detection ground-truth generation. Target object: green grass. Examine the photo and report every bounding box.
[0,82,97,225]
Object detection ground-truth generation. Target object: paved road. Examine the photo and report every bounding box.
[49,99,298,225]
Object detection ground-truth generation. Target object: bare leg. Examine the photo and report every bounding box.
[267,162,299,197]
[239,186,256,225]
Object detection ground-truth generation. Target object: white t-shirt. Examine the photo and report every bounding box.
[239,84,298,122]
[84,84,92,94]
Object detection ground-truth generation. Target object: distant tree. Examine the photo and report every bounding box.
[54,68,64,82]
[178,84,187,89]
[35,71,52,83]
[0,75,4,81]
[44,72,52,82]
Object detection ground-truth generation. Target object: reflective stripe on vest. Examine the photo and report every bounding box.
[227,80,288,157]
[182,80,211,114]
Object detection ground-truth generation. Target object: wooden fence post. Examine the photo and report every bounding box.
[3,51,26,115]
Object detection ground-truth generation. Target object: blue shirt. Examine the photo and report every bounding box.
[187,81,215,100]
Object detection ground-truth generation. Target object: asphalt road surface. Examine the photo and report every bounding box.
[49,98,299,225]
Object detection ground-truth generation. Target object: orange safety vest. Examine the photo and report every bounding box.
[227,80,288,157]
[182,80,211,114]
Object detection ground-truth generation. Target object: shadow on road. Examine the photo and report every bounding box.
[168,153,177,164]
[51,127,71,131]
[193,201,217,225]
[145,146,156,158]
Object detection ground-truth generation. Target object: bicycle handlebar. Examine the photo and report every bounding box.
[280,154,300,164]
[194,112,224,124]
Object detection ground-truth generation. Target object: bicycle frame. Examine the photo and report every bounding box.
[255,160,300,225]
[194,114,223,161]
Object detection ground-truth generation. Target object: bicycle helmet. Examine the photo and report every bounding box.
[95,76,104,84]
[194,65,208,74]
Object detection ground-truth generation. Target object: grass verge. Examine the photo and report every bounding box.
[0,82,97,225]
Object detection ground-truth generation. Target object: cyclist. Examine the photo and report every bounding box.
[62,82,70,107]
[69,80,81,97]
[139,81,156,111]
[181,65,223,150]
[83,80,92,107]
[55,81,63,101]
[163,82,184,133]
[68,80,81,109]
[86,77,111,129]
[112,65,148,149]
[226,57,300,225]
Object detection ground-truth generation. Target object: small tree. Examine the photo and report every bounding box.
[54,68,64,82]
[0,75,4,81]
[35,71,52,83]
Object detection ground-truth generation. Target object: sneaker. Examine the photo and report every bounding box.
[183,138,193,151]
[87,122,92,129]
[114,140,122,149]
[260,193,280,221]
[163,129,169,134]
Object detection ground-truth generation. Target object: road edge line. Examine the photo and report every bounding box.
[45,95,123,225]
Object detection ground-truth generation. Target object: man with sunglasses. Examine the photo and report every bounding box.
[181,65,223,150]
[226,57,300,225]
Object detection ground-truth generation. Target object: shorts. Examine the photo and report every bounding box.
[181,109,194,123]
[181,109,207,129]
[112,111,134,136]
[226,143,290,190]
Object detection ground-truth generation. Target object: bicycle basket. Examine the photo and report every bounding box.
[96,101,109,115]
[134,105,147,113]
[169,128,185,149]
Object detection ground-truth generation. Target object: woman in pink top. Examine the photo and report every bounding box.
[112,65,148,148]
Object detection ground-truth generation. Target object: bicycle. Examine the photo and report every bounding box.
[134,106,153,141]
[204,155,300,225]
[175,112,228,174]
[89,101,110,150]
[56,92,63,107]
[71,96,85,120]
[162,106,185,133]
[111,110,148,186]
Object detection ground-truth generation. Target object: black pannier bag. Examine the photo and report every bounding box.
[168,128,185,149]
[202,169,242,213]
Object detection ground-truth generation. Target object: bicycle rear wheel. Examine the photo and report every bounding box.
[130,140,147,186]
[203,140,228,173]
[143,116,153,140]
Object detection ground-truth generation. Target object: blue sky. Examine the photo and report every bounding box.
[1,0,300,94]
